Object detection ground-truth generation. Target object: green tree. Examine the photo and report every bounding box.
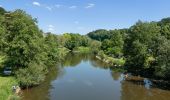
[124,21,161,73]
[87,29,111,41]
[44,33,59,66]
[1,10,44,68]
[153,36,170,79]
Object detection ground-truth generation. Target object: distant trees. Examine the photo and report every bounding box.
[61,33,91,50]
[88,29,124,58]
[87,29,111,41]
[0,7,6,15]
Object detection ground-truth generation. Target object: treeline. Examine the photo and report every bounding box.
[0,7,97,88]
[87,18,170,80]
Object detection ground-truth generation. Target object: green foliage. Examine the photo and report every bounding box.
[89,40,101,54]
[57,47,70,61]
[153,36,170,79]
[124,21,161,70]
[73,46,91,53]
[0,8,68,88]
[1,10,44,68]
[97,50,125,66]
[101,31,124,57]
[44,33,59,66]
[88,18,170,80]
[87,29,111,41]
[63,33,91,50]
[0,77,18,100]
[0,7,6,15]
[16,62,46,87]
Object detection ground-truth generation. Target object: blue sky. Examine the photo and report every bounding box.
[0,0,170,34]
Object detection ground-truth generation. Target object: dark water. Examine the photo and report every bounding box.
[22,53,170,100]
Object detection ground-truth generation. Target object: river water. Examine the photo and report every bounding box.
[22,53,170,100]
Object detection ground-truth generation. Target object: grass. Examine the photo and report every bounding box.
[0,54,19,100]
[0,76,19,100]
[73,46,91,53]
[97,50,125,66]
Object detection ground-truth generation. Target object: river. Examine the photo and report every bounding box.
[22,53,170,100]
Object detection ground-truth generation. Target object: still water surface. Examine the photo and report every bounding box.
[22,53,170,100]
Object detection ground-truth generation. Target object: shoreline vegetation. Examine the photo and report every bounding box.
[0,77,20,100]
[0,6,170,99]
[96,51,125,67]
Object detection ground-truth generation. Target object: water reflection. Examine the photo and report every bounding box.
[22,53,170,100]
[22,66,64,100]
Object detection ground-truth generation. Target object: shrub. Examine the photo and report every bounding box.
[16,62,46,88]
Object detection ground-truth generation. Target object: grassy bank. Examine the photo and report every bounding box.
[73,46,91,53]
[96,51,125,66]
[0,76,19,100]
[0,55,20,100]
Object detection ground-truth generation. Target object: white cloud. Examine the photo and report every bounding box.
[48,25,55,32]
[55,4,62,8]
[85,3,95,8]
[69,6,77,9]
[33,1,41,6]
[46,6,52,11]
[0,5,2,7]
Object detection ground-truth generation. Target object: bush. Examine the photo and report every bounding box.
[16,62,46,88]
[97,50,125,66]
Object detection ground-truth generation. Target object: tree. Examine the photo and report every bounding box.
[159,18,170,39]
[87,29,111,41]
[153,36,170,79]
[16,62,46,87]
[101,30,124,57]
[124,21,161,73]
[1,10,44,68]
[44,33,59,66]
[0,7,6,15]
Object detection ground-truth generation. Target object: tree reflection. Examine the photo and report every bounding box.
[62,53,91,67]
[110,71,121,81]
[22,66,64,100]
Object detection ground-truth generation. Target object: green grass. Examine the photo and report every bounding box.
[73,46,91,53]
[97,51,125,66]
[0,76,18,100]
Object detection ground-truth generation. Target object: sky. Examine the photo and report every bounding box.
[0,0,170,34]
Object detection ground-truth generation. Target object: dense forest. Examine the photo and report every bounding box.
[0,6,170,99]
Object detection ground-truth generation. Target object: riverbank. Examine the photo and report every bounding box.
[96,51,125,67]
[0,76,20,100]
[73,47,91,53]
